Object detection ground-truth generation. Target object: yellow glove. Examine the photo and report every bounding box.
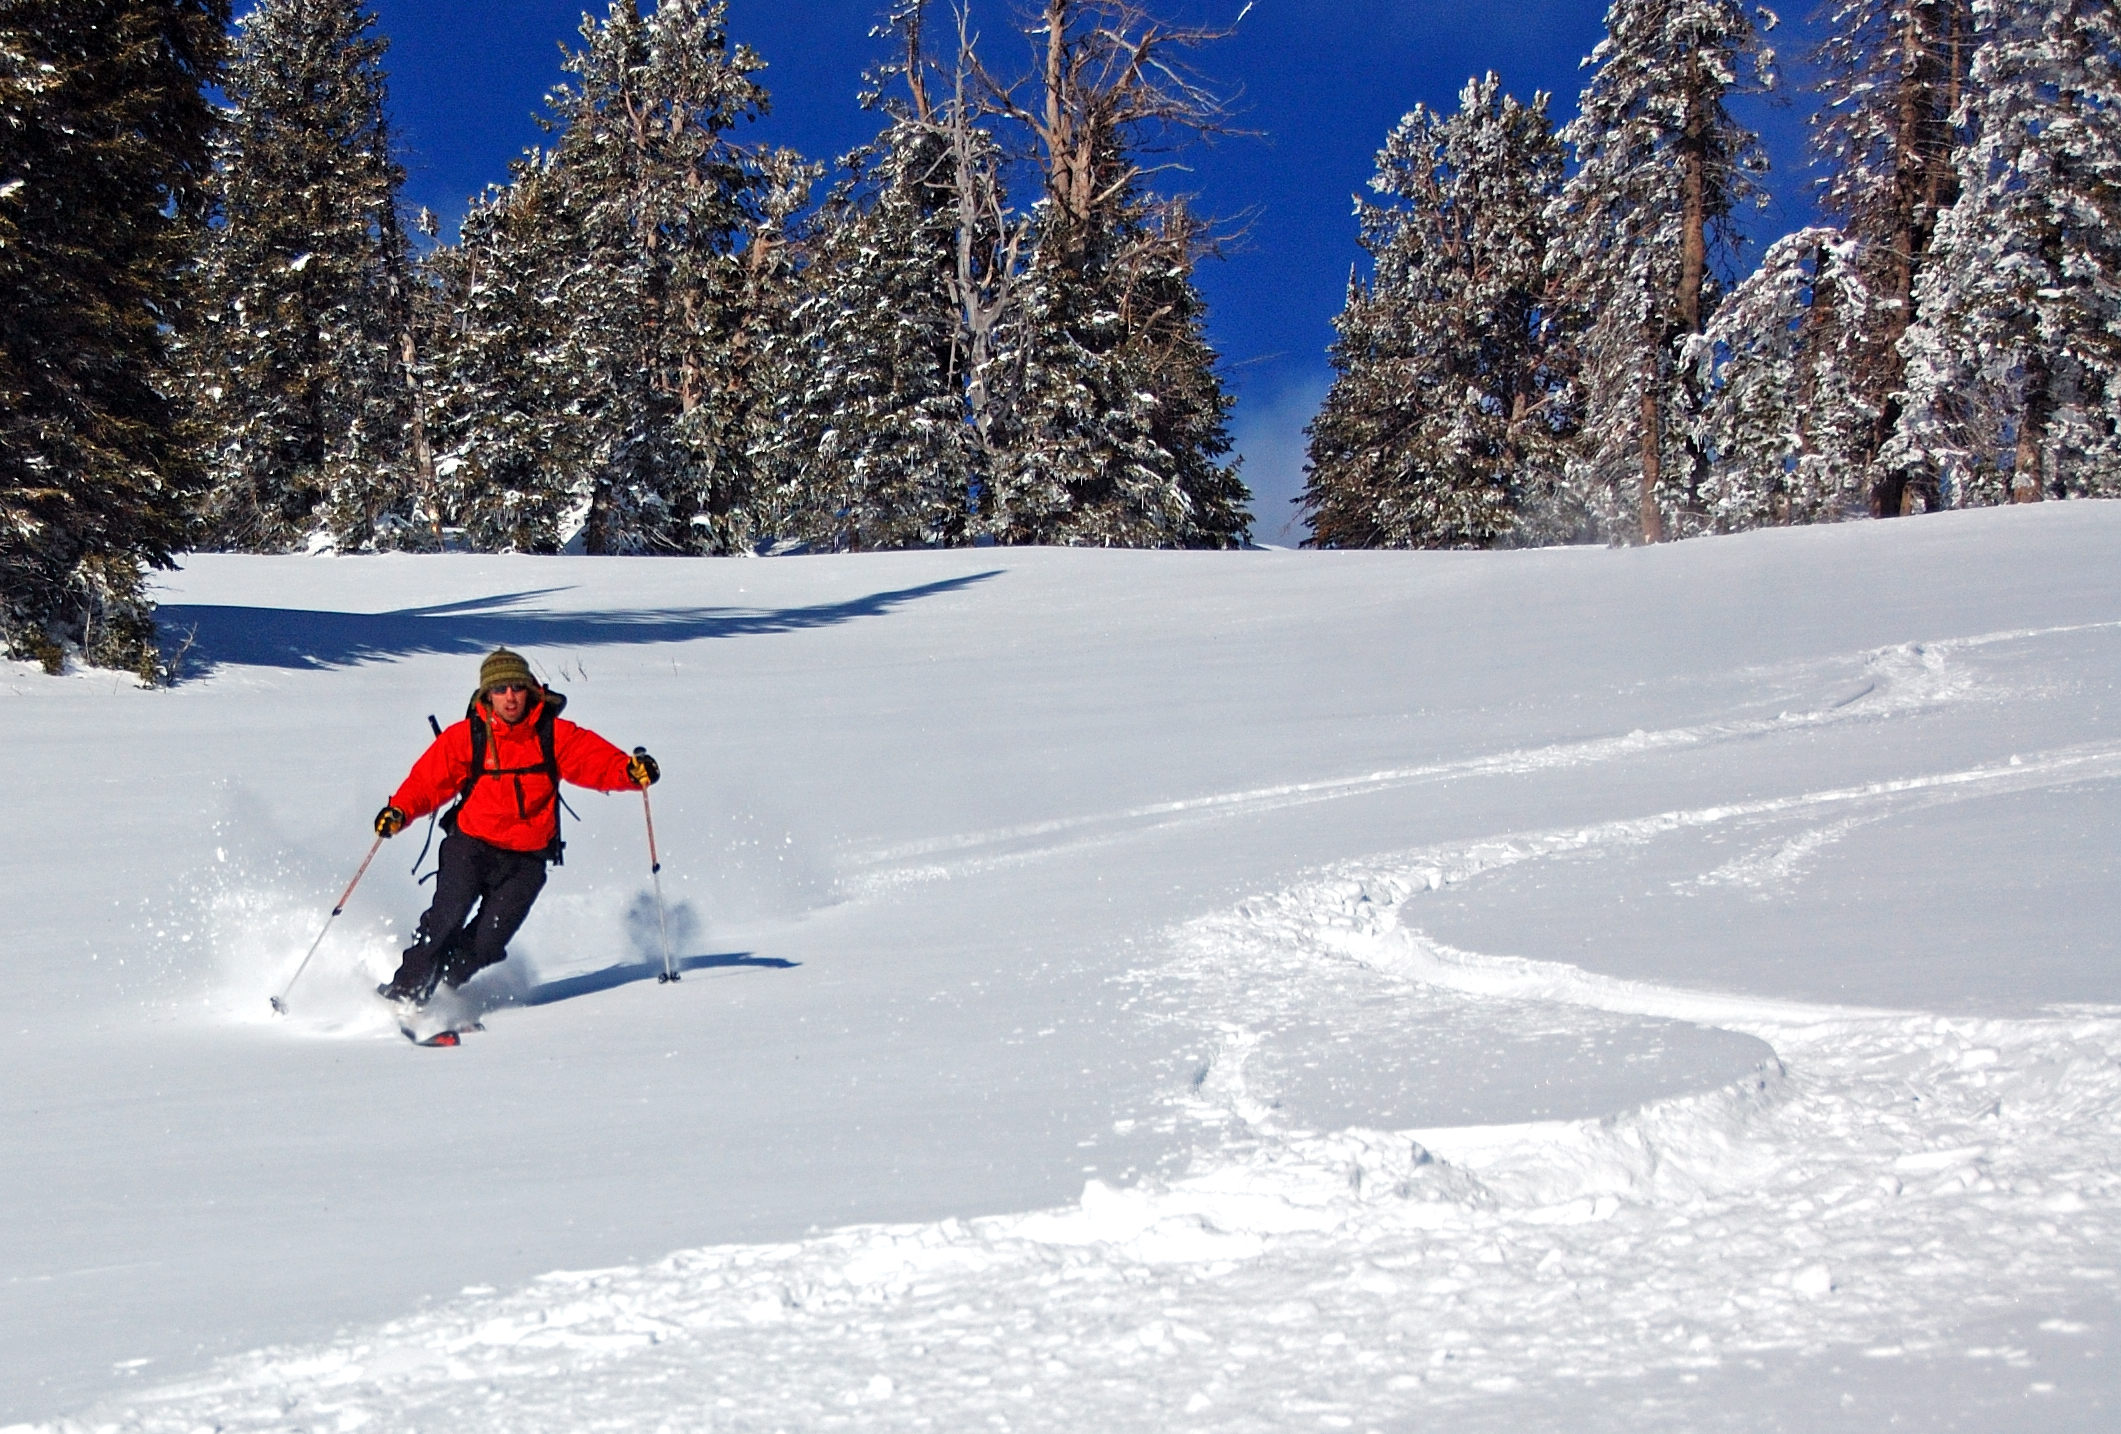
[627,751,660,788]
[374,804,407,838]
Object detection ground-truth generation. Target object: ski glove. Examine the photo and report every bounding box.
[374,804,407,838]
[628,751,660,788]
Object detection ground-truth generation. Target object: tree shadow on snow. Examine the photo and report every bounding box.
[476,952,801,1011]
[158,571,1002,678]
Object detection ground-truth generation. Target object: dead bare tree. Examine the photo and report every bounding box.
[943,8,1030,492]
[862,3,1030,517]
[971,0,1250,266]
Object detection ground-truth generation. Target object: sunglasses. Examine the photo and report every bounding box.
[490,682,532,695]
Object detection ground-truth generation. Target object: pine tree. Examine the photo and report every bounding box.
[1546,0,1772,544]
[423,164,585,552]
[425,3,786,557]
[770,117,977,550]
[187,0,425,553]
[0,0,227,675]
[1689,227,1878,526]
[677,142,815,554]
[1810,0,1975,515]
[1003,196,1247,547]
[524,0,774,556]
[1889,0,2121,504]
[1302,75,1573,549]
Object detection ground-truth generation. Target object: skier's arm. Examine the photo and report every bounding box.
[388,723,474,821]
[554,721,641,793]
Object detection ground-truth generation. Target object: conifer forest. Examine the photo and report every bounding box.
[2,0,2117,677]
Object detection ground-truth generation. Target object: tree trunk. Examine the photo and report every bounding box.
[952,119,1001,471]
[1676,66,1711,518]
[1677,107,1707,335]
[1872,463,1909,519]
[1870,1,1969,517]
[2012,355,2050,503]
[1639,376,1665,544]
[1869,9,1927,516]
[585,471,612,553]
[679,289,701,415]
[939,34,1020,522]
[400,327,435,530]
[378,201,436,540]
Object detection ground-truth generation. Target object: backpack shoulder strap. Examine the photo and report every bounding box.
[441,710,488,833]
[534,702,559,776]
[460,709,490,802]
[535,702,566,865]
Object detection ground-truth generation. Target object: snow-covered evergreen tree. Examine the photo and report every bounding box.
[187,0,424,553]
[678,143,816,553]
[1810,0,1975,514]
[1302,75,1573,550]
[1689,227,1879,526]
[1889,0,2121,504]
[1546,0,1772,544]
[770,117,977,550]
[1002,197,1246,547]
[423,0,793,556]
[0,0,226,675]
[524,0,773,555]
[422,163,585,552]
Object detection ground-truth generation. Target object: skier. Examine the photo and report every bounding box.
[371,648,659,1006]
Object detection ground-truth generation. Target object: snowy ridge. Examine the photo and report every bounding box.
[835,627,2052,896]
[26,743,2120,1432]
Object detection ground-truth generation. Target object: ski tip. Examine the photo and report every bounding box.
[269,996,287,1015]
[425,1031,462,1047]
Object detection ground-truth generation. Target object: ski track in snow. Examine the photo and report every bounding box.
[833,625,2081,896]
[25,652,2121,1432]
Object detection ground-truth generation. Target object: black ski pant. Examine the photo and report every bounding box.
[388,829,548,999]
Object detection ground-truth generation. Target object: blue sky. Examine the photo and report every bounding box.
[364,0,1824,542]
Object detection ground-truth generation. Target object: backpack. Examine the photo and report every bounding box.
[440,687,571,865]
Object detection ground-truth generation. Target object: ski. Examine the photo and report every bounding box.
[399,1018,483,1048]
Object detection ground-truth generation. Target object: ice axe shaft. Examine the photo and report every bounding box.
[272,834,386,1014]
[637,747,678,984]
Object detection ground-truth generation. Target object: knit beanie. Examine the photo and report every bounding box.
[479,648,538,694]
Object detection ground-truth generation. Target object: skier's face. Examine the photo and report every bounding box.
[488,683,533,725]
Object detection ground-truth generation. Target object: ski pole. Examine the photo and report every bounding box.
[271,834,385,1015]
[636,747,678,984]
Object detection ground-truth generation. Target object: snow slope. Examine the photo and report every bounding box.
[3,502,2117,1430]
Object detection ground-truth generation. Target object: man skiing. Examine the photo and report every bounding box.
[371,648,659,1006]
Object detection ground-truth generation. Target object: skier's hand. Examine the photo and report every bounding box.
[628,751,660,788]
[374,804,407,838]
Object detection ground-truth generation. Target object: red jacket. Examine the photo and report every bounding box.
[391,695,636,854]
